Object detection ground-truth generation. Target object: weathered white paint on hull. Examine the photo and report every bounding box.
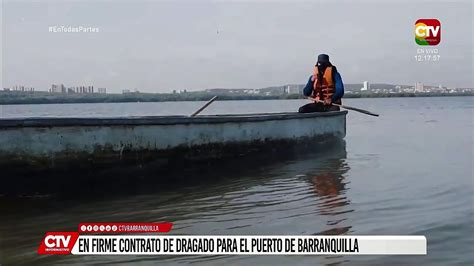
[0,111,347,170]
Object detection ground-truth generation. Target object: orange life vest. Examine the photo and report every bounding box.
[312,66,335,101]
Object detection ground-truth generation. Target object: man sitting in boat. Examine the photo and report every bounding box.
[299,54,344,113]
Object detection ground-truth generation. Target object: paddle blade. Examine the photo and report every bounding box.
[340,105,379,117]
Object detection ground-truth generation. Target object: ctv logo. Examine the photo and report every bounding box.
[38,232,79,255]
[415,19,441,46]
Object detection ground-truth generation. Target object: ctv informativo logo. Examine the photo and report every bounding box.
[415,19,441,46]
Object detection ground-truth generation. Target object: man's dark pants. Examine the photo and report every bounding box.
[298,102,340,113]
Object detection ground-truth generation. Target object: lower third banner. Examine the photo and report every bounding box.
[38,235,427,255]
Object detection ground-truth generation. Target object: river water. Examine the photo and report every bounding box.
[0,97,473,265]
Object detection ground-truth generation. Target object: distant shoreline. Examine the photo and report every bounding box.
[0,92,472,105]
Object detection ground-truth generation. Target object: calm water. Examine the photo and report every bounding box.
[0,97,473,265]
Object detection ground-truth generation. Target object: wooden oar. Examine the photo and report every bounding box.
[190,96,218,117]
[309,97,379,117]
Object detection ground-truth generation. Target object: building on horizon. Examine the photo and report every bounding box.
[97,88,107,94]
[50,84,66,93]
[285,85,300,94]
[415,82,424,92]
[361,81,370,91]
[73,86,94,94]
[12,85,34,92]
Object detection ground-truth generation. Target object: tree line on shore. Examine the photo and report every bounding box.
[0,91,472,105]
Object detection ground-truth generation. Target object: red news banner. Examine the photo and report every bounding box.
[38,222,172,255]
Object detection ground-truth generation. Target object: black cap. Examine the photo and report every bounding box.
[317,54,330,63]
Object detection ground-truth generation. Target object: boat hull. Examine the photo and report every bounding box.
[0,111,347,173]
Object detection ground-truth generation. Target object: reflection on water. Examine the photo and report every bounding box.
[309,159,352,235]
[1,141,354,265]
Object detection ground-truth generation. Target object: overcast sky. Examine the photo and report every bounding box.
[2,0,473,92]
